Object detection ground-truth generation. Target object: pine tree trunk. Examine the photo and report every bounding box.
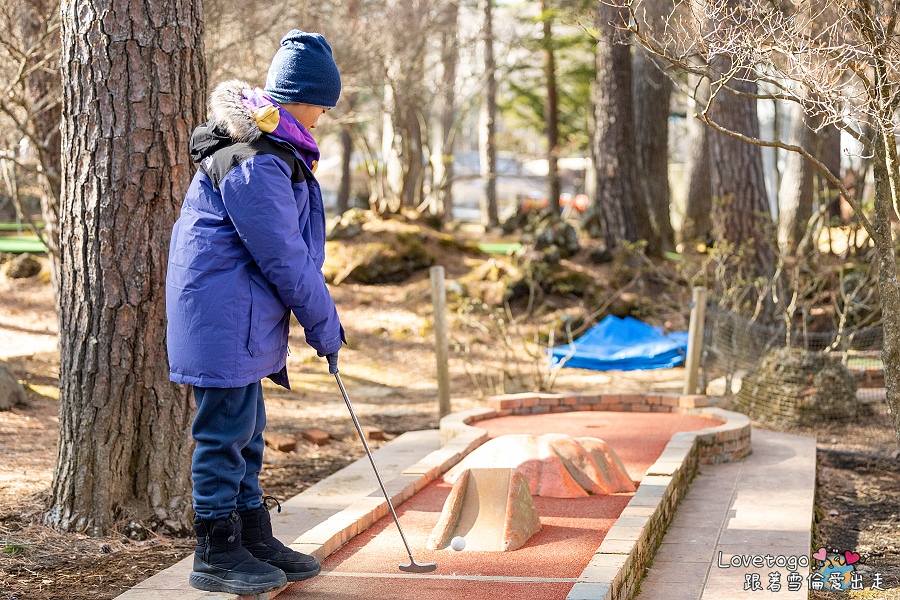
[633,49,674,254]
[49,0,205,534]
[684,75,712,243]
[380,78,403,213]
[708,67,774,276]
[819,124,844,222]
[337,93,356,214]
[479,0,499,228]
[541,2,561,215]
[777,102,816,252]
[337,125,353,214]
[15,0,62,301]
[871,136,900,444]
[432,0,459,223]
[583,2,648,250]
[401,104,425,208]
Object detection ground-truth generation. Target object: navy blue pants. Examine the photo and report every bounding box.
[191,382,265,520]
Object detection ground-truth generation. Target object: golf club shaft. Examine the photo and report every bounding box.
[334,372,417,563]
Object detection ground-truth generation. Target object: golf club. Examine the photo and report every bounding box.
[333,369,438,573]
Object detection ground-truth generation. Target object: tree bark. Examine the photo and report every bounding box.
[479,0,499,228]
[708,69,775,276]
[14,0,62,298]
[430,0,459,224]
[583,1,649,250]
[378,0,429,214]
[683,75,713,243]
[337,124,353,214]
[541,1,561,215]
[401,104,425,209]
[49,0,205,534]
[777,102,817,253]
[633,49,674,253]
[337,91,357,215]
[872,135,900,444]
[819,124,845,221]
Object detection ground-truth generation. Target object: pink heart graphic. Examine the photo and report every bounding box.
[813,547,827,561]
[845,551,860,565]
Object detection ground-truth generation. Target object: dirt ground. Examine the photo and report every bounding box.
[809,451,900,599]
[1,246,898,599]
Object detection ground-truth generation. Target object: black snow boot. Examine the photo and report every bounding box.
[189,511,287,595]
[239,498,321,582]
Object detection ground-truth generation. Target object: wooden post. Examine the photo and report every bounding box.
[683,286,708,395]
[430,266,452,418]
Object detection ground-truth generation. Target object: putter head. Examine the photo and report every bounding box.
[399,561,438,573]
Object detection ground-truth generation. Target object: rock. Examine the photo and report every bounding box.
[327,208,369,241]
[502,208,580,259]
[445,280,465,300]
[735,347,859,425]
[326,232,434,284]
[6,253,41,279]
[548,269,595,297]
[588,246,613,264]
[608,292,640,318]
[0,364,27,411]
[534,220,579,258]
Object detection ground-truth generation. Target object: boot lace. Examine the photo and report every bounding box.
[262,495,282,513]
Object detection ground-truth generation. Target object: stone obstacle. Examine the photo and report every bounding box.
[443,433,635,498]
[427,468,541,552]
[428,434,636,553]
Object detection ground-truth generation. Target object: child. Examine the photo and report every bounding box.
[166,30,345,595]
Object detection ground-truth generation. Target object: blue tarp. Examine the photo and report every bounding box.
[549,315,688,371]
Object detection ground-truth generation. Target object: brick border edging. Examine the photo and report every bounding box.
[445,392,751,466]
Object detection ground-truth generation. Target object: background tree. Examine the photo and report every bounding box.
[49,0,205,533]
[0,0,62,282]
[777,100,817,252]
[632,0,675,253]
[429,0,461,223]
[706,58,775,277]
[377,1,435,213]
[682,74,713,243]
[583,0,651,252]
[500,0,594,221]
[819,124,845,222]
[625,0,900,440]
[480,0,501,227]
[541,1,563,214]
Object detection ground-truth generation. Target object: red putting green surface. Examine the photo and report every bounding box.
[282,411,719,600]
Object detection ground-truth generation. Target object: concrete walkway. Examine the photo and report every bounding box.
[636,429,816,600]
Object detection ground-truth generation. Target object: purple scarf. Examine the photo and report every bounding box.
[241,87,321,171]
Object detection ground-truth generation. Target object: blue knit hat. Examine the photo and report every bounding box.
[265,31,341,108]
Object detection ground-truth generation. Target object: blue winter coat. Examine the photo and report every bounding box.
[166,82,343,389]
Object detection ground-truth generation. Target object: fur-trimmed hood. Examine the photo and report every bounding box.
[209,79,263,143]
[189,80,260,165]
[189,79,320,167]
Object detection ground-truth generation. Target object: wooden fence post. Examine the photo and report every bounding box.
[430,266,452,418]
[683,286,708,395]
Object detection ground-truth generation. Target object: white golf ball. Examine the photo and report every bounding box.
[450,536,466,551]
